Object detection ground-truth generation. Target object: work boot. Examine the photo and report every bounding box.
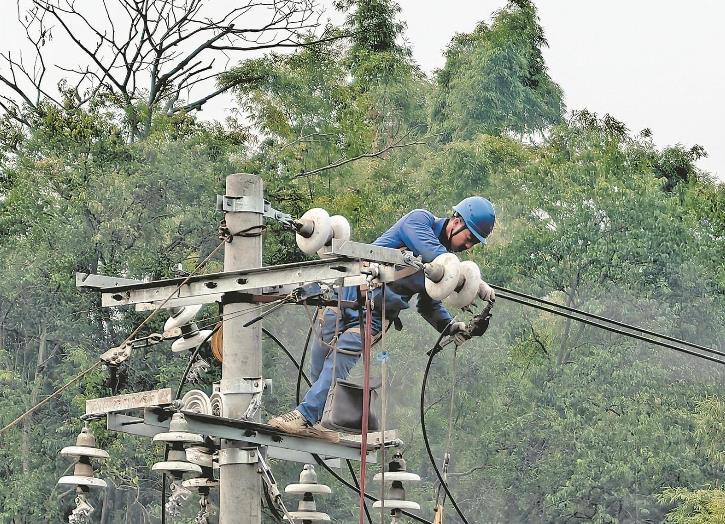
[268,410,340,443]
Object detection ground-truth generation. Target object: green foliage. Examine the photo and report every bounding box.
[431,0,564,141]
[659,487,725,523]
[0,1,723,522]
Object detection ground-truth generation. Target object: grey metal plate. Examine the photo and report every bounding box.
[86,388,174,416]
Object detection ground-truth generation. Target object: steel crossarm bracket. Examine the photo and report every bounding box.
[144,408,380,462]
[96,259,364,309]
[325,239,421,267]
[106,413,342,467]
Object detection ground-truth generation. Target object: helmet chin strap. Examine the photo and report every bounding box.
[447,218,469,251]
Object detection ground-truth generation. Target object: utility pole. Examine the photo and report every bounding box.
[219,173,263,524]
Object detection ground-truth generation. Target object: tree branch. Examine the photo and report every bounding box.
[294,140,427,178]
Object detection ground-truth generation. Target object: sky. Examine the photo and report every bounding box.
[1,1,723,181]
[395,0,725,181]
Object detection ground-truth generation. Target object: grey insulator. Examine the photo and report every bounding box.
[57,426,109,491]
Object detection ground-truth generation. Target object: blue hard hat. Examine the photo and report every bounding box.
[453,196,496,244]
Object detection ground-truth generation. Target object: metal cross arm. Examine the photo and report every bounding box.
[145,409,387,463]
[78,241,422,310]
[87,259,362,309]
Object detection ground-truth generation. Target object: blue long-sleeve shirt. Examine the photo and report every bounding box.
[340,209,454,333]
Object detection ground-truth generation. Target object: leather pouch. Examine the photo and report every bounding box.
[320,379,380,434]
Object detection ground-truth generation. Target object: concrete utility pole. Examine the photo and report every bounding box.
[219,174,263,524]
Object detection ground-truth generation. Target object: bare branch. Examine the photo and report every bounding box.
[294,140,428,179]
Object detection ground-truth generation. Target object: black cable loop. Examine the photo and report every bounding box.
[420,325,471,524]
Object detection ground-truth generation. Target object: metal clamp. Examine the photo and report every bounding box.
[218,447,258,465]
[220,378,264,395]
[216,195,265,214]
[263,200,295,228]
[100,333,164,365]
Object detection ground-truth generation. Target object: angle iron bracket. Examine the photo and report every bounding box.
[220,377,264,395]
[218,447,258,465]
[216,194,265,214]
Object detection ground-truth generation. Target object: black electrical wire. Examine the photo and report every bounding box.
[347,459,373,524]
[263,327,312,389]
[296,307,319,404]
[491,284,725,359]
[495,291,725,366]
[420,327,471,524]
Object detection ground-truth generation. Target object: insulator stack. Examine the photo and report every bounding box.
[165,304,213,353]
[152,412,204,477]
[372,451,421,516]
[294,208,351,256]
[57,425,110,524]
[183,446,218,523]
[284,464,332,522]
[152,412,204,517]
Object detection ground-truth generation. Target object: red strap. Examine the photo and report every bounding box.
[359,288,373,524]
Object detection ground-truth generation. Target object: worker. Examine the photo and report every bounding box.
[268,196,496,441]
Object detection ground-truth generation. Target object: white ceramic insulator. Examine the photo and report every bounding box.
[318,215,351,259]
[285,512,330,522]
[181,389,212,415]
[57,476,108,489]
[285,484,333,495]
[446,260,482,309]
[372,472,421,482]
[210,391,224,418]
[295,208,332,255]
[424,253,461,300]
[153,431,204,444]
[183,478,219,491]
[171,329,213,353]
[60,446,110,460]
[164,304,203,332]
[151,461,202,475]
[372,500,421,510]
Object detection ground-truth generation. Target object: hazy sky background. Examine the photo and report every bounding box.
[396,0,725,181]
[1,1,723,181]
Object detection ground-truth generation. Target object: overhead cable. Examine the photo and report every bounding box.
[491,284,724,359]
[494,290,725,366]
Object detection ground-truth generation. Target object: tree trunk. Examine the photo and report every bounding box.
[21,321,48,474]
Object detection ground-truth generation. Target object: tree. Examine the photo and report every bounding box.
[1,0,330,140]
[431,0,564,141]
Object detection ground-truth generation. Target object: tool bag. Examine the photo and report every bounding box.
[320,378,380,434]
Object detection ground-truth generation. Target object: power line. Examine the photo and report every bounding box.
[493,290,725,366]
[491,284,725,359]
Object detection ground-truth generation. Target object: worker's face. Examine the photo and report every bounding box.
[448,217,480,252]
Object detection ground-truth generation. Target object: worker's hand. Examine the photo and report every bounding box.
[448,321,469,346]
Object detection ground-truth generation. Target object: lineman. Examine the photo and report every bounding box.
[268,197,496,441]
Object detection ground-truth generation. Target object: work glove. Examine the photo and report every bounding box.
[448,321,469,346]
